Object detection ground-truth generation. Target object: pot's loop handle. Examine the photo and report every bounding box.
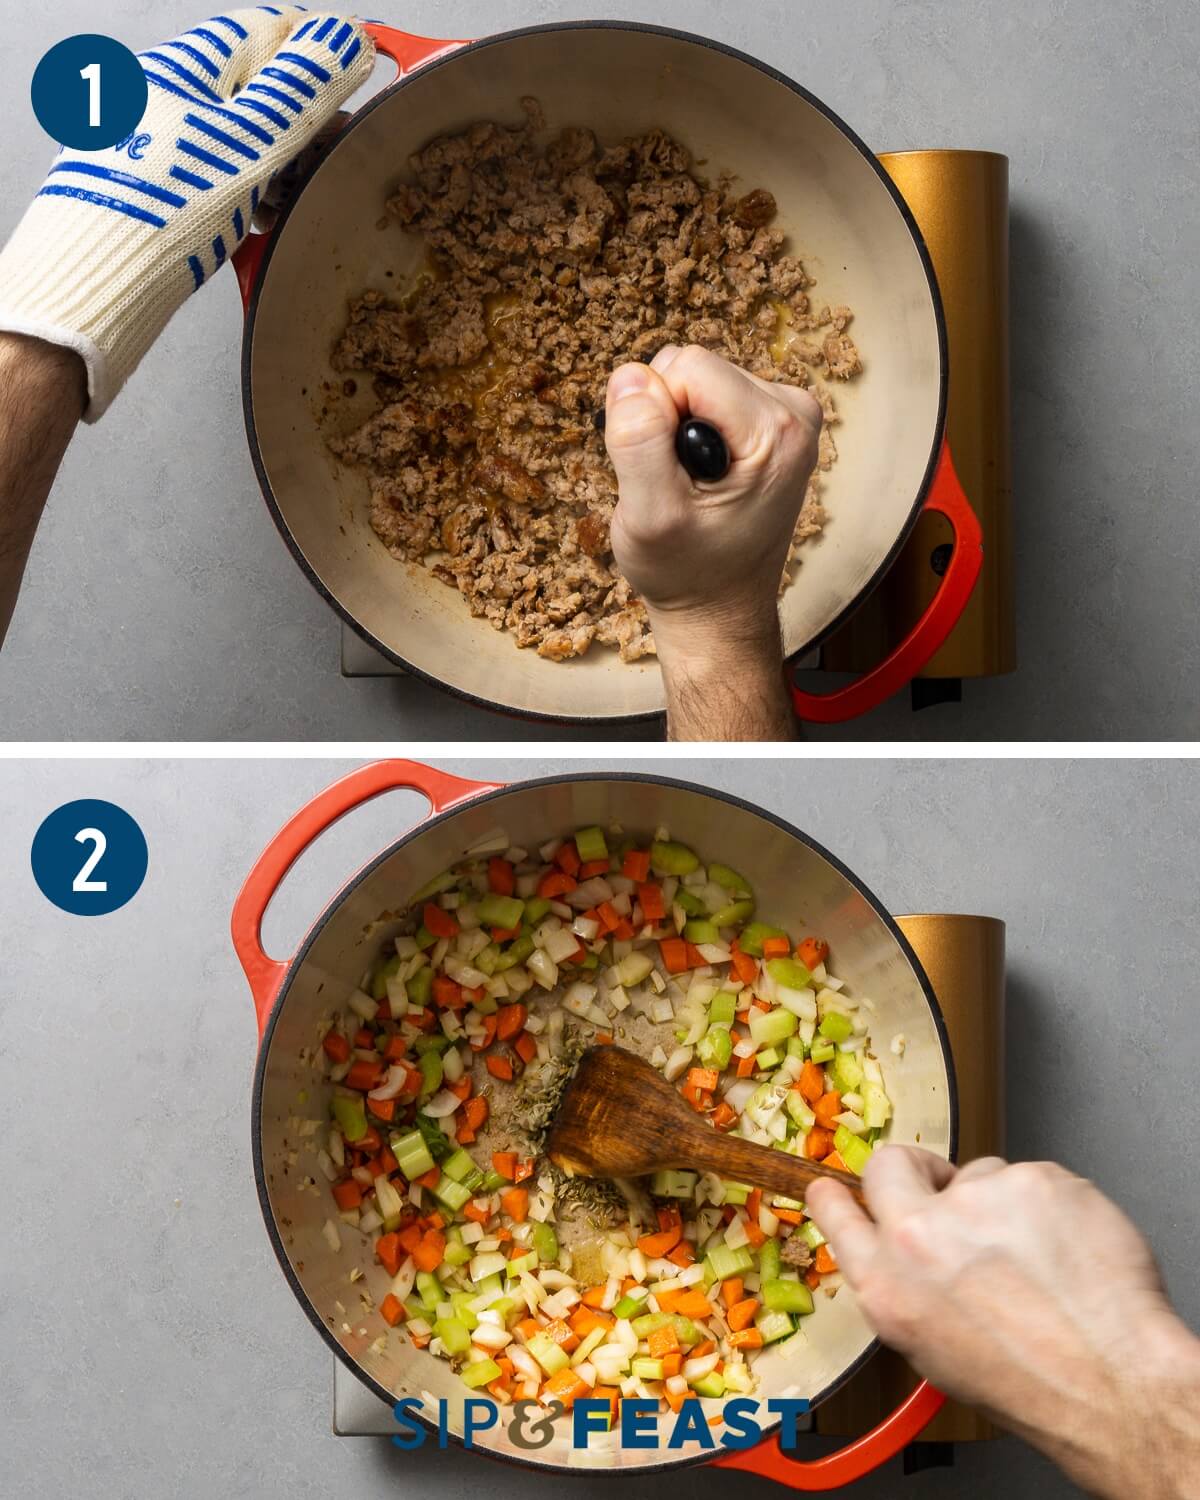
[790,441,983,723]
[230,760,501,1041]
[232,24,469,310]
[714,1379,945,1490]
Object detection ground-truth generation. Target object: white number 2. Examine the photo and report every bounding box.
[80,62,101,128]
[72,828,108,892]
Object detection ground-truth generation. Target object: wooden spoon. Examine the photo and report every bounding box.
[545,1044,866,1208]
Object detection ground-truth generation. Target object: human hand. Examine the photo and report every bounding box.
[0,7,374,420]
[807,1148,1200,1500]
[603,344,820,655]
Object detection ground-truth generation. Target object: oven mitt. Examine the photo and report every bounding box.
[0,6,375,420]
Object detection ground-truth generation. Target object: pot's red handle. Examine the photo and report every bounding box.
[714,1379,945,1489]
[790,441,983,723]
[232,24,470,310]
[230,760,501,1041]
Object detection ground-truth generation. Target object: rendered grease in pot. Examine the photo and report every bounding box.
[313,821,893,1414]
[327,101,863,664]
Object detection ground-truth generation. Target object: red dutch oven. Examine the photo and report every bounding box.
[234,21,982,727]
[233,760,958,1485]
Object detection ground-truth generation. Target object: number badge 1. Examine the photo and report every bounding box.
[31,798,148,915]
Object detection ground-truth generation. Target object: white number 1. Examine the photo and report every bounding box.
[80,62,101,127]
[73,828,108,892]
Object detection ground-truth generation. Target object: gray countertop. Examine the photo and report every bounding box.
[3,755,1197,1497]
[1,0,1198,741]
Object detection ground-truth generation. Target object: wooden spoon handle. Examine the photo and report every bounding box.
[680,1124,867,1208]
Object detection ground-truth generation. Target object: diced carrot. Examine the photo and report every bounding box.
[637,1226,682,1258]
[805,1266,822,1289]
[736,1052,756,1077]
[491,926,521,942]
[721,1277,744,1310]
[687,1066,720,1093]
[655,1288,713,1318]
[590,1385,621,1421]
[814,1244,839,1274]
[797,936,830,970]
[409,1007,436,1032]
[664,1384,686,1413]
[463,1096,489,1132]
[513,1031,537,1064]
[345,1058,382,1092]
[515,1317,542,1343]
[730,946,758,985]
[570,1305,614,1338]
[657,1205,682,1234]
[667,1241,695,1268]
[412,1228,446,1272]
[353,1027,375,1049]
[471,1014,499,1052]
[685,942,708,969]
[814,1091,842,1130]
[378,1145,398,1175]
[322,1030,351,1063]
[368,1095,397,1123]
[762,935,791,959]
[426,1210,445,1230]
[596,900,622,933]
[634,882,665,922]
[376,1232,404,1277]
[579,859,611,879]
[661,1351,683,1378]
[488,856,515,895]
[486,1054,514,1081]
[542,1318,579,1352]
[332,1179,363,1211]
[729,1327,764,1350]
[611,919,635,941]
[806,1126,836,1161]
[623,849,651,883]
[541,1368,587,1408]
[355,1126,383,1155]
[747,1188,762,1219]
[743,1219,766,1249]
[492,1151,518,1181]
[774,1208,804,1225]
[380,1293,405,1327]
[416,1165,441,1189]
[514,1158,535,1183]
[422,903,459,939]
[408,1330,431,1349]
[726,1297,760,1332]
[496,1227,512,1243]
[691,1339,716,1359]
[798,1060,827,1105]
[680,1080,713,1112]
[383,1035,408,1063]
[500,1186,529,1223]
[659,937,689,974]
[553,841,581,876]
[595,1032,614,1046]
[580,1284,608,1309]
[496,1003,527,1041]
[397,1221,423,1253]
[432,974,464,1010]
[821,1150,851,1173]
[463,1199,492,1224]
[538,870,577,899]
[710,1100,737,1131]
[447,1076,472,1101]
[646,1323,680,1358]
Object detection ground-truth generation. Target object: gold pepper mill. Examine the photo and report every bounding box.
[816,913,1006,1445]
[823,151,1015,688]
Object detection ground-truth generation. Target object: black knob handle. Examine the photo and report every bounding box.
[593,408,731,483]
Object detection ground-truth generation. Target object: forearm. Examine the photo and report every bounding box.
[0,334,84,646]
[651,606,798,742]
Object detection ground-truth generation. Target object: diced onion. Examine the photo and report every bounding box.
[422,1089,463,1118]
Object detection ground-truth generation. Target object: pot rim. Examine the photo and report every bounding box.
[241,18,950,728]
[250,770,960,1473]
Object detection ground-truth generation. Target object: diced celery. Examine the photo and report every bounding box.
[786,1036,807,1059]
[472,992,499,1016]
[488,1296,518,1322]
[474,943,501,976]
[479,893,526,930]
[762,1278,815,1316]
[450,1291,480,1328]
[818,1010,853,1042]
[460,1359,502,1389]
[371,952,402,1000]
[471,1273,503,1303]
[748,1006,798,1049]
[417,1051,443,1101]
[707,862,752,896]
[711,899,755,927]
[331,1095,368,1143]
[692,1370,726,1398]
[785,1093,815,1132]
[797,1219,827,1250]
[706,1242,755,1281]
[683,919,721,945]
[755,1308,796,1344]
[414,1034,451,1056]
[631,1357,664,1380]
[493,932,534,972]
[575,826,609,863]
[416,1271,443,1308]
[651,1169,699,1199]
[809,1038,836,1065]
[829,1051,864,1093]
[697,1026,733,1070]
[675,887,706,917]
[391,1128,435,1180]
[414,925,437,951]
[507,1250,537,1276]
[758,1238,782,1283]
[413,869,455,901]
[611,1293,645,1318]
[754,1046,782,1071]
[523,897,552,926]
[862,1082,892,1129]
[835,1126,873,1176]
[442,1148,479,1184]
[531,1221,559,1263]
[630,1311,674,1337]
[434,1317,471,1355]
[433,1176,471,1212]
[766,956,812,991]
[415,1111,452,1161]
[406,965,433,1008]
[480,1168,508,1194]
[670,1315,703,1346]
[527,1331,569,1375]
[739,923,787,958]
[651,840,700,876]
[709,992,737,1025]
[721,1180,751,1205]
[443,1240,472,1268]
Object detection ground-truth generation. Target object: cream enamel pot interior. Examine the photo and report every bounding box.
[234,762,958,1486]
[237,22,983,727]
